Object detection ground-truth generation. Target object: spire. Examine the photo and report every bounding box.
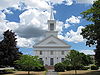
[50,6,54,20]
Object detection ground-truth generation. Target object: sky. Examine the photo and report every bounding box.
[0,0,96,55]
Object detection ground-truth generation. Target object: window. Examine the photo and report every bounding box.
[40,51,42,55]
[50,51,53,55]
[50,23,54,30]
[39,58,42,61]
[50,58,54,65]
[61,58,64,62]
[61,51,64,55]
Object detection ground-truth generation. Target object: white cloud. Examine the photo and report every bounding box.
[79,50,95,55]
[65,26,84,43]
[22,0,50,10]
[58,34,64,40]
[66,16,81,24]
[15,10,82,47]
[56,21,64,31]
[0,0,19,10]
[0,0,51,48]
[3,9,13,14]
[0,0,74,10]
[0,12,8,39]
[19,8,49,30]
[65,0,73,5]
[45,0,73,5]
[0,0,81,48]
[0,8,64,48]
[58,26,85,43]
[64,16,81,29]
[0,11,6,21]
[64,23,70,28]
[16,36,35,48]
[77,0,97,4]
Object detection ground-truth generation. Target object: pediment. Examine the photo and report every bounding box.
[34,35,70,48]
[47,41,57,44]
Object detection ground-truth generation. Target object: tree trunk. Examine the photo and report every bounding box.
[95,39,100,66]
[74,66,77,75]
[75,69,77,75]
[28,71,30,75]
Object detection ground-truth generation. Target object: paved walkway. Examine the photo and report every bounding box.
[46,69,58,75]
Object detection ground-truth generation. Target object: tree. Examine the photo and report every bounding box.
[65,50,82,74]
[15,55,42,75]
[0,30,22,67]
[79,53,93,66]
[64,50,93,74]
[80,0,100,66]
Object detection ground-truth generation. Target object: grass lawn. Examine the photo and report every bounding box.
[1,71,46,75]
[59,70,100,75]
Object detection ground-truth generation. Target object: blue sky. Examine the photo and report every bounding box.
[0,0,96,55]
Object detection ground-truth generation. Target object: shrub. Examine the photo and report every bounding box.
[65,65,73,71]
[75,66,83,70]
[4,69,14,73]
[33,66,46,71]
[65,65,84,70]
[15,64,34,71]
[15,64,46,71]
[14,64,22,71]
[0,69,14,74]
[81,67,90,70]
[54,63,65,72]
[91,65,98,70]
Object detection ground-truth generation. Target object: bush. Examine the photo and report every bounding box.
[75,66,83,70]
[14,64,22,71]
[0,69,14,74]
[91,65,98,70]
[4,69,14,73]
[15,64,46,71]
[54,63,65,72]
[65,65,84,70]
[65,65,73,71]
[81,67,90,70]
[33,66,46,71]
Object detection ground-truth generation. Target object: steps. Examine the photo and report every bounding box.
[45,65,54,70]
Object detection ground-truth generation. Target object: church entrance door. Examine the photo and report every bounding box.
[50,58,54,65]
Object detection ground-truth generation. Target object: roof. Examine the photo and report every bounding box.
[33,35,71,48]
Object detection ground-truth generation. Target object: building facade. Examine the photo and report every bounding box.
[33,10,71,66]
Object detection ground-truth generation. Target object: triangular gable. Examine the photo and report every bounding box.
[47,41,57,44]
[34,35,71,47]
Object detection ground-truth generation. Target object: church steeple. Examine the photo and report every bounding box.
[48,7,56,31]
[50,7,54,20]
[46,6,58,37]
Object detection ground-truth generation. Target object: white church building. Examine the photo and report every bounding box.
[33,9,71,66]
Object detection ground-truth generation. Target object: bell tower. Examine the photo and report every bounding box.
[48,8,56,31]
[46,7,58,37]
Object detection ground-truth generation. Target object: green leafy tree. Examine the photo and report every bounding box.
[81,0,100,66]
[65,50,82,74]
[64,50,93,74]
[80,53,93,66]
[15,55,42,75]
[0,30,22,67]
